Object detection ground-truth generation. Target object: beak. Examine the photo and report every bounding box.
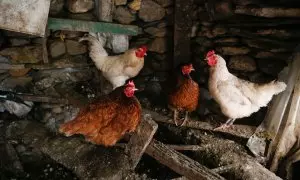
[144,53,147,56]
[134,88,139,91]
[204,58,207,61]
[191,67,195,71]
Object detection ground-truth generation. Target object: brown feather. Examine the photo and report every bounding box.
[59,86,141,146]
[168,77,200,112]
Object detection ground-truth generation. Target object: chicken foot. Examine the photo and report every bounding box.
[173,110,189,126]
[214,118,236,130]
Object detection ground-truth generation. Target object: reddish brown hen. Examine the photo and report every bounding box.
[59,81,141,146]
[168,64,200,126]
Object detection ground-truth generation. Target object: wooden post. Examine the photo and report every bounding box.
[125,117,158,169]
[42,27,49,64]
[173,0,194,68]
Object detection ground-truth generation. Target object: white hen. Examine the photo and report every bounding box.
[79,34,147,89]
[206,50,287,129]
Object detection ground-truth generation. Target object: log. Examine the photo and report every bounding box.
[235,6,300,18]
[142,109,256,139]
[145,139,225,180]
[125,116,158,169]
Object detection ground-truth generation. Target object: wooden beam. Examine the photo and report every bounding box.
[47,18,141,35]
[125,117,158,169]
[143,109,256,139]
[173,0,194,68]
[145,139,226,180]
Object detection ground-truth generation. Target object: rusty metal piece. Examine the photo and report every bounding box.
[0,0,50,37]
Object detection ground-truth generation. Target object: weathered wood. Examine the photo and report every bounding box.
[173,0,193,68]
[211,164,237,174]
[0,63,93,70]
[143,109,256,139]
[42,27,49,64]
[145,139,225,180]
[247,46,300,158]
[125,117,158,169]
[47,18,141,35]
[6,120,129,180]
[166,144,203,151]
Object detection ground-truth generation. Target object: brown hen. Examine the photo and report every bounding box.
[168,64,200,126]
[59,81,141,146]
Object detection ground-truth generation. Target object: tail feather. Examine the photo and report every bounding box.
[79,34,108,57]
[270,80,287,95]
[59,120,82,137]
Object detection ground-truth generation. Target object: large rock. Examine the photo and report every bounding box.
[144,27,167,37]
[49,0,64,15]
[65,40,87,55]
[49,41,66,58]
[148,37,167,53]
[128,0,141,11]
[9,38,30,46]
[228,56,257,72]
[114,0,127,6]
[114,6,136,24]
[257,59,286,76]
[0,46,42,64]
[139,0,165,22]
[216,46,250,56]
[66,0,94,13]
[68,12,97,21]
[154,0,173,7]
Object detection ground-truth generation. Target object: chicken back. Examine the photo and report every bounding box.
[59,81,141,146]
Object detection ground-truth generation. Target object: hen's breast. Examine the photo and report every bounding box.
[168,79,200,112]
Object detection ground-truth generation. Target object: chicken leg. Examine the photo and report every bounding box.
[173,109,179,126]
[180,111,189,126]
[214,118,236,130]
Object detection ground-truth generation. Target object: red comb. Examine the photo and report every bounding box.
[139,45,147,51]
[206,50,215,57]
[127,80,135,87]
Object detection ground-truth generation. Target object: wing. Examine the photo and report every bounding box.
[215,80,252,107]
[59,96,119,137]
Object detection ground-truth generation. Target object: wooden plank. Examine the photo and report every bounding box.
[125,116,158,169]
[47,18,141,36]
[42,27,49,64]
[247,46,300,158]
[173,0,194,68]
[145,139,226,180]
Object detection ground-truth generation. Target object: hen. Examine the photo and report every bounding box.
[168,64,200,126]
[59,81,141,146]
[79,34,147,89]
[206,50,287,129]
